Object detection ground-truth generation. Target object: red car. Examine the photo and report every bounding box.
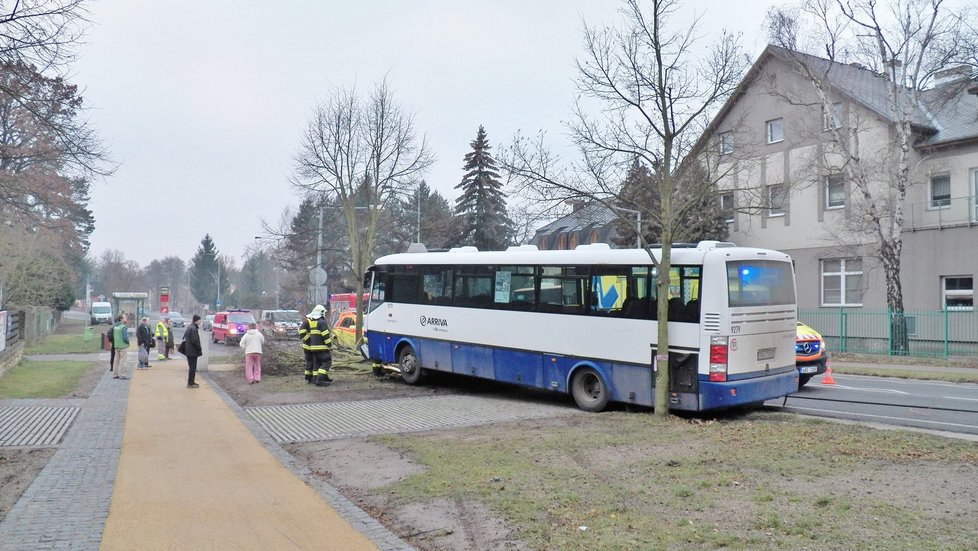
[211,309,256,345]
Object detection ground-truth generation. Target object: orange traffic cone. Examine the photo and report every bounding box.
[821,364,836,385]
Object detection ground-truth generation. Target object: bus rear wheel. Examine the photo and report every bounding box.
[571,367,609,412]
[398,346,423,385]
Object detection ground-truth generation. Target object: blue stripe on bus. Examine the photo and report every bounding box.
[370,331,797,411]
[698,370,798,410]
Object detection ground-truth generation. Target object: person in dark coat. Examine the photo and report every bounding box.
[136,317,153,369]
[165,318,175,359]
[181,314,204,388]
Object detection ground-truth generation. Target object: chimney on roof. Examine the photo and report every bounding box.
[566,199,584,212]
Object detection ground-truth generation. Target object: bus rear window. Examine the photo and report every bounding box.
[727,260,795,307]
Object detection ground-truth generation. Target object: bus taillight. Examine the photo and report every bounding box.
[709,336,728,382]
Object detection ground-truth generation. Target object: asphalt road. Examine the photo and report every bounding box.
[771,373,978,437]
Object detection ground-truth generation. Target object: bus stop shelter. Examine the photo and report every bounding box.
[111,292,149,325]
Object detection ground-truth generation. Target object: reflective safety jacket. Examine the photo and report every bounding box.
[154,320,168,340]
[299,317,314,352]
[300,317,333,352]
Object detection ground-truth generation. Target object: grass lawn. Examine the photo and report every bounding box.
[831,365,978,383]
[24,332,104,355]
[375,412,978,550]
[0,360,96,398]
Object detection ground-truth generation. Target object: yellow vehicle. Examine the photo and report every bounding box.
[333,309,359,349]
[796,322,828,387]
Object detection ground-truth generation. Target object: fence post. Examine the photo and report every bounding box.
[839,307,847,353]
[944,306,951,360]
[887,307,893,356]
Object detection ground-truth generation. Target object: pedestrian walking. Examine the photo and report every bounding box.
[111,315,130,380]
[164,318,174,359]
[179,314,203,388]
[155,317,169,360]
[136,317,153,369]
[239,322,265,384]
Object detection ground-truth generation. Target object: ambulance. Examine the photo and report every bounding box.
[796,321,829,387]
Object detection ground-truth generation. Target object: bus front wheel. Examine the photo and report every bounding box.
[571,367,609,412]
[398,346,423,384]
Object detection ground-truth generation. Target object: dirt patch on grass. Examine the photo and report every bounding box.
[285,438,526,550]
[0,448,56,521]
[211,370,978,550]
[209,369,451,407]
[69,361,108,399]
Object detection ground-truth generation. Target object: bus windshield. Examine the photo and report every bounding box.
[726,260,795,307]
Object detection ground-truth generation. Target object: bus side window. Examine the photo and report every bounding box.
[422,267,453,305]
[389,266,420,304]
[540,266,587,315]
[454,266,493,309]
[590,268,632,318]
[493,266,535,311]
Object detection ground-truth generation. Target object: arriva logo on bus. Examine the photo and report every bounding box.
[419,315,449,327]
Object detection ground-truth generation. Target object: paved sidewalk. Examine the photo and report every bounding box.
[1,350,411,550]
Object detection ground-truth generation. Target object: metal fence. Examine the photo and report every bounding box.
[799,308,978,359]
[906,195,977,231]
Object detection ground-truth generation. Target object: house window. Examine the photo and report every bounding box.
[720,192,734,223]
[823,102,843,130]
[826,174,845,209]
[821,258,863,306]
[556,234,567,250]
[767,184,786,216]
[930,174,950,209]
[538,236,548,249]
[589,230,600,244]
[719,132,733,155]
[766,118,784,144]
[569,233,579,249]
[942,276,974,311]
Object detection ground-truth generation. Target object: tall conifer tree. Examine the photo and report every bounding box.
[453,126,513,250]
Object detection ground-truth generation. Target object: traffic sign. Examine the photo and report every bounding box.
[309,267,328,286]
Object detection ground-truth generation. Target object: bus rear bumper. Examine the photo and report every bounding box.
[697,369,798,411]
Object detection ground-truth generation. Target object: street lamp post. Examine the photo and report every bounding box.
[203,252,221,310]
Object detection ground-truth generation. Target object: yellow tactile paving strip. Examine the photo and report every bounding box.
[100,360,377,550]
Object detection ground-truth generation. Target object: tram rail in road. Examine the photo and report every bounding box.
[768,373,978,437]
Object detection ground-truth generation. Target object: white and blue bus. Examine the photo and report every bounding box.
[363,241,798,412]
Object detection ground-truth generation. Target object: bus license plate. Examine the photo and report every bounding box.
[799,365,818,374]
[756,348,776,361]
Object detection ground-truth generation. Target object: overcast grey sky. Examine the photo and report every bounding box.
[79,0,777,267]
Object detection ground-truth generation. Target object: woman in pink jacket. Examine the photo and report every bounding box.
[238,323,265,384]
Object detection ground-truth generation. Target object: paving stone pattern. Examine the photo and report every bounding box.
[0,406,79,447]
[246,394,581,443]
